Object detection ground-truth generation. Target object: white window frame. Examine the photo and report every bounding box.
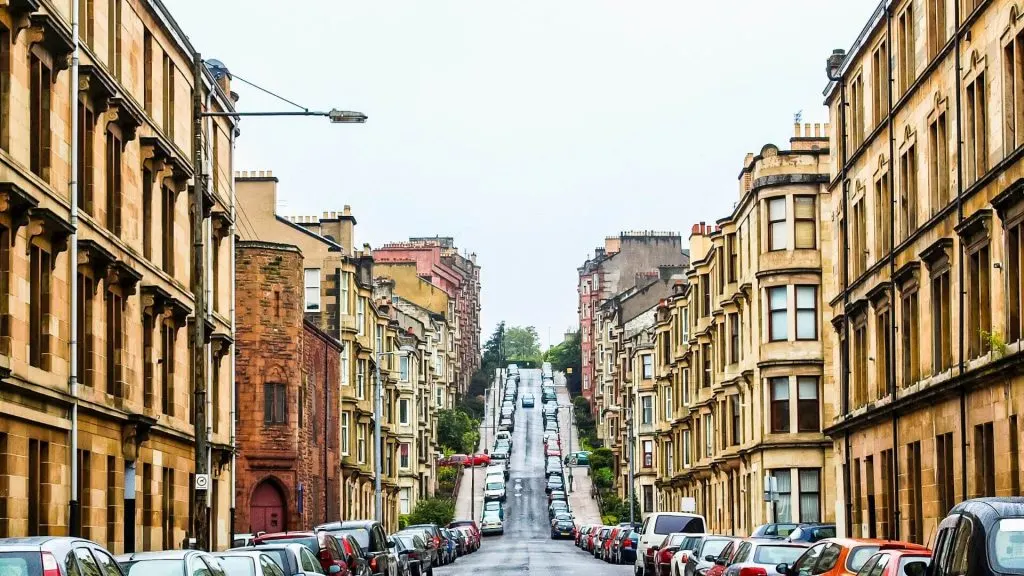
[642,354,653,379]
[357,297,365,336]
[400,355,410,382]
[641,395,653,425]
[682,309,690,342]
[304,268,321,312]
[341,348,350,385]
[682,369,690,405]
[399,398,410,425]
[666,441,674,475]
[664,385,673,420]
[435,386,443,408]
[399,487,411,514]
[357,426,366,463]
[341,412,350,456]
[341,271,350,315]
[682,429,691,467]
[399,443,411,469]
[356,360,366,399]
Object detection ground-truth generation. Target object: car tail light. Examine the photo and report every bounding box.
[680,552,690,564]
[624,538,633,547]
[42,552,61,576]
[647,547,658,558]
[370,557,378,571]
[434,536,440,547]
[739,568,768,576]
[659,549,674,564]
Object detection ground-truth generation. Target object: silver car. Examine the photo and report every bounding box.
[230,543,328,575]
[118,549,228,576]
[722,540,809,576]
[682,536,735,576]
[215,550,298,576]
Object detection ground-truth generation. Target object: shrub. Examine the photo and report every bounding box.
[398,515,410,530]
[589,448,614,471]
[592,467,614,489]
[602,514,620,525]
[407,497,456,527]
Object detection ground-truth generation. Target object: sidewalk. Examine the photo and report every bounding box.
[555,380,602,525]
[454,375,498,521]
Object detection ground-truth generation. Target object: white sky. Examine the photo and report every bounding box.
[168,0,877,350]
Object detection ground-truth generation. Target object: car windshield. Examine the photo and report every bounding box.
[700,539,730,559]
[486,481,504,490]
[482,512,500,522]
[217,557,257,576]
[258,536,319,555]
[330,528,370,549]
[484,503,500,510]
[991,518,1024,571]
[655,515,705,535]
[754,546,806,565]
[846,546,881,572]
[804,526,836,541]
[0,553,42,576]
[555,514,573,521]
[121,559,186,576]
[680,536,703,551]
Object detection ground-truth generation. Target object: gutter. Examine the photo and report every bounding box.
[953,0,968,503]
[885,8,900,541]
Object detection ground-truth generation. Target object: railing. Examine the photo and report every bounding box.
[452,466,463,500]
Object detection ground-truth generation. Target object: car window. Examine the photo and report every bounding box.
[733,542,752,563]
[855,555,881,576]
[949,517,972,576]
[260,555,285,576]
[640,517,651,534]
[794,543,825,575]
[122,560,188,576]
[931,527,953,576]
[866,554,889,576]
[654,515,705,535]
[73,548,103,576]
[301,548,324,573]
[205,557,228,576]
[846,547,881,573]
[217,557,256,576]
[813,543,841,574]
[190,557,212,576]
[898,558,931,576]
[716,542,735,563]
[700,539,731,560]
[89,549,124,576]
[753,546,805,566]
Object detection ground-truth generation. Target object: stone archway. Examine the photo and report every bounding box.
[249,479,286,533]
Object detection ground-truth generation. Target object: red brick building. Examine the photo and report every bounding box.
[234,241,342,533]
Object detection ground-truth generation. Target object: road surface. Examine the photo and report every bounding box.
[441,368,627,576]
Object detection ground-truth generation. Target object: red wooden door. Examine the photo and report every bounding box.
[250,481,284,533]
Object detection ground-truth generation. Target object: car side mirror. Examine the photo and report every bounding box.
[329,566,342,575]
[387,540,396,549]
[776,563,789,575]
[715,559,726,566]
[705,555,717,562]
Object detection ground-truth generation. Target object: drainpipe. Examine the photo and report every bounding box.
[885,8,901,541]
[953,0,968,502]
[324,339,329,523]
[68,0,81,539]
[229,123,237,545]
[204,88,215,547]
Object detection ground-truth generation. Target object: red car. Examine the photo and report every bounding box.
[253,531,349,575]
[603,527,621,560]
[545,445,561,457]
[705,539,741,576]
[470,453,491,466]
[448,519,482,547]
[852,544,931,576]
[439,454,470,467]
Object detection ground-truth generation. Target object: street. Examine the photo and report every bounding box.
[440,369,627,576]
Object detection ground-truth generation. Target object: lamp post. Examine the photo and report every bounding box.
[375,346,416,524]
[190,55,365,551]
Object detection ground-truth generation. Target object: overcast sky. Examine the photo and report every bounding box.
[169,0,876,350]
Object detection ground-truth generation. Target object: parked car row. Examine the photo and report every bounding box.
[540,381,577,540]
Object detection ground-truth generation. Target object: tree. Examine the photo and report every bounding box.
[544,331,581,393]
[437,409,478,453]
[504,326,541,361]
[407,497,456,526]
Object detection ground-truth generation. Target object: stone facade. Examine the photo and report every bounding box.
[0,0,235,551]
[824,0,1024,543]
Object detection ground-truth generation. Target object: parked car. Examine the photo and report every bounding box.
[548,489,567,504]
[776,539,928,576]
[485,463,508,481]
[851,546,931,576]
[438,454,470,467]
[549,500,570,519]
[670,534,708,576]
[233,533,259,548]
[785,523,836,543]
[565,451,591,465]
[750,524,799,540]
[603,527,623,562]
[721,540,809,576]
[335,534,373,576]
[395,529,437,569]
[401,525,444,566]
[438,529,459,560]
[214,550,295,576]
[484,474,506,501]
[928,497,1024,576]
[434,529,455,565]
[447,520,480,547]
[654,533,694,576]
[469,453,491,466]
[118,550,230,576]
[545,444,561,457]
[637,512,708,576]
[576,525,593,548]
[387,537,413,576]
[315,520,395,576]
[546,474,565,493]
[593,526,613,558]
[498,417,513,432]
[253,531,350,574]
[522,393,535,407]
[0,537,126,576]
[551,513,576,539]
[618,529,640,565]
[680,536,733,576]
[704,538,741,576]
[230,543,328,576]
[480,509,504,535]
[392,533,431,576]
[483,500,505,520]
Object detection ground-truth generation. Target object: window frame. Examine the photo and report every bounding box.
[769,377,790,434]
[796,376,820,432]
[767,197,787,251]
[304,268,321,312]
[794,195,817,249]
[767,286,788,342]
[795,285,818,341]
[264,382,287,425]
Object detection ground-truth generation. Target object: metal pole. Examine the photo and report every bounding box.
[374,352,383,523]
[68,0,81,539]
[191,51,210,551]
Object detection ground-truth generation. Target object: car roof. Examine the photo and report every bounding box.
[816,538,927,549]
[118,550,197,561]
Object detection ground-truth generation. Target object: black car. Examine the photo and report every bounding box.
[551,513,576,539]
[785,523,836,543]
[315,520,395,576]
[397,528,439,568]
[403,525,445,566]
[928,497,1024,576]
[392,533,431,576]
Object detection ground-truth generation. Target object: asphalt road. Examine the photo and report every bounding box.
[437,369,629,576]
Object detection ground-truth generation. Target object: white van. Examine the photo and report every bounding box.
[635,512,706,576]
[483,474,506,501]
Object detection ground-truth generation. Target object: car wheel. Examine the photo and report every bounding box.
[636,566,645,576]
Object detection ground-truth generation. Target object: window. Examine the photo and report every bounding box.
[927,0,946,60]
[852,197,868,276]
[876,306,893,399]
[852,458,863,537]
[900,143,918,240]
[161,324,174,416]
[682,369,690,405]
[78,103,96,215]
[682,429,692,467]
[105,290,124,397]
[105,130,123,236]
[853,319,869,408]
[399,399,410,425]
[297,383,306,429]
[907,441,923,543]
[143,31,153,113]
[880,449,895,539]
[375,325,383,354]
[872,40,889,127]
[974,422,996,497]
[901,287,920,386]
[770,377,790,433]
[795,286,817,340]
[850,72,865,150]
[162,467,174,550]
[729,313,740,363]
[768,197,787,250]
[399,355,410,381]
[357,298,365,335]
[702,343,711,387]
[643,440,653,468]
[666,441,674,475]
[162,54,175,139]
[798,469,821,523]
[77,274,95,387]
[399,488,411,514]
[400,443,410,469]
[728,234,738,281]
[968,244,991,358]
[0,225,7,354]
[642,395,653,425]
[435,386,443,408]
[730,395,740,445]
[701,274,711,316]
[264,383,286,424]
[794,195,816,249]
[664,385,673,421]
[1006,32,1024,153]
[642,354,653,379]
[965,71,988,184]
[29,55,52,182]
[875,173,892,256]
[304,268,321,312]
[0,24,9,151]
[935,432,955,515]
[797,377,820,432]
[357,426,366,463]
[704,413,713,457]
[929,110,949,214]
[932,270,952,373]
[897,3,915,94]
[106,456,117,549]
[773,470,792,523]
[77,450,92,539]
[341,348,350,385]
[681,308,689,342]
[107,0,122,77]
[341,412,350,455]
[162,186,175,276]
[29,245,52,370]
[768,286,788,342]
[356,360,365,399]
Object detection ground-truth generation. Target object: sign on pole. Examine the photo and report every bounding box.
[194,473,210,491]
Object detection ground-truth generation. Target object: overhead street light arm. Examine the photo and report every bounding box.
[200,109,368,123]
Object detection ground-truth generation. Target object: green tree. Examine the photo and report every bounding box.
[505,326,541,361]
[593,467,614,489]
[437,409,478,453]
[589,447,614,471]
[407,497,456,526]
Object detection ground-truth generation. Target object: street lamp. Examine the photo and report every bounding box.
[375,345,417,524]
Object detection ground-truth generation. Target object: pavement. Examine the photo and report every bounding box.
[555,382,602,526]
[442,368,628,576]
